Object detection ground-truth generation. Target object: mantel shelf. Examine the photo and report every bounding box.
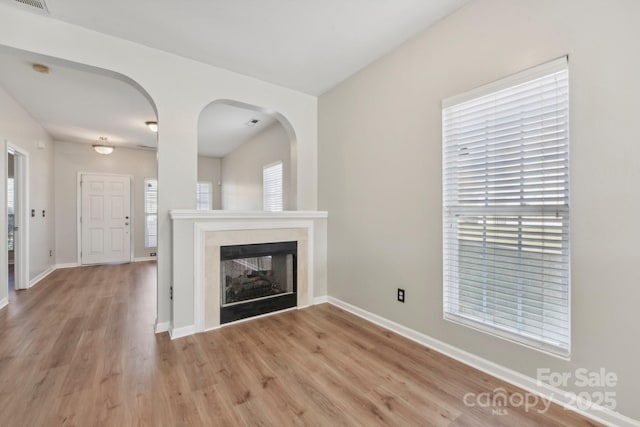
[169,210,328,221]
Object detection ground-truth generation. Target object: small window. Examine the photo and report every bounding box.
[7,177,14,251]
[196,182,212,210]
[263,161,283,212]
[442,57,570,357]
[144,179,158,248]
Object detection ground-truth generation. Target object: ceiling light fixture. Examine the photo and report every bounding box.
[32,63,50,74]
[93,137,114,155]
[145,121,158,132]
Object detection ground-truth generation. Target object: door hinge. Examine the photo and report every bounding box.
[170,286,173,301]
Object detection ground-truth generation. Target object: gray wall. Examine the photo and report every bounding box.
[221,123,291,210]
[0,84,55,290]
[318,0,640,420]
[54,141,158,263]
[197,155,222,209]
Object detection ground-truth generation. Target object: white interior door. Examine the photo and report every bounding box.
[81,174,131,265]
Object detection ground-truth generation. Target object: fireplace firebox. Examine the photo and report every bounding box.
[220,241,297,324]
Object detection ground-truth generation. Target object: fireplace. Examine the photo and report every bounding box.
[220,241,297,324]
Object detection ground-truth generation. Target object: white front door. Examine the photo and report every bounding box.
[80,174,131,265]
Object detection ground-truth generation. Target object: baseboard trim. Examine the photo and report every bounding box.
[29,265,56,288]
[169,325,196,340]
[313,295,328,305]
[327,297,639,427]
[56,263,79,269]
[155,321,170,334]
[0,296,7,311]
[134,257,157,262]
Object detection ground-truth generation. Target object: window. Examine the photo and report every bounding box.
[196,181,212,210]
[144,179,158,248]
[7,177,14,251]
[263,161,283,211]
[144,180,214,247]
[442,57,570,357]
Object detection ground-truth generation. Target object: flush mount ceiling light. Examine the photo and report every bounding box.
[145,121,158,132]
[93,137,114,155]
[32,63,50,74]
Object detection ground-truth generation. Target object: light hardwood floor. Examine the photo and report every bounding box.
[0,262,599,426]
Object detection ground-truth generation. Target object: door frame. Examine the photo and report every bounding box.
[76,172,134,265]
[6,141,29,291]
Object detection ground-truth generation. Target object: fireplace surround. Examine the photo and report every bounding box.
[168,210,328,339]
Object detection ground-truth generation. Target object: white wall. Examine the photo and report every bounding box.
[54,141,158,263]
[319,0,640,421]
[0,84,55,293]
[0,5,318,328]
[221,123,291,210]
[197,155,222,209]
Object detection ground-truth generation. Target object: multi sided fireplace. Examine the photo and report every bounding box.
[220,241,297,324]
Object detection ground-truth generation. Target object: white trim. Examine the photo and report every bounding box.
[134,256,156,262]
[169,324,196,340]
[314,295,328,305]
[327,297,639,427]
[442,55,568,108]
[56,262,79,269]
[155,320,170,334]
[170,210,328,220]
[0,296,7,311]
[7,142,29,291]
[29,265,56,288]
[193,218,315,334]
[77,172,134,265]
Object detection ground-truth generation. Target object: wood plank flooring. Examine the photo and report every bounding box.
[0,262,600,426]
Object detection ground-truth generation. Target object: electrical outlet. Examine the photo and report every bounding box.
[397,288,405,303]
[150,252,157,257]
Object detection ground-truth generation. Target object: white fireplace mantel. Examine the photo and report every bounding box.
[168,210,328,339]
[169,210,328,221]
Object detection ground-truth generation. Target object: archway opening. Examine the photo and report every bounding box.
[197,100,298,211]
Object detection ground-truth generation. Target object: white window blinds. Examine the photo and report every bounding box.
[144,179,158,248]
[196,182,212,210]
[263,161,283,212]
[442,57,570,357]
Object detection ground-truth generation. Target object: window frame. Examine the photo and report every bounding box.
[196,181,213,210]
[441,57,571,359]
[144,178,158,249]
[263,161,283,212]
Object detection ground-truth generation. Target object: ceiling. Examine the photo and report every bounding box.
[0,49,158,150]
[35,0,468,95]
[198,103,279,158]
[0,0,470,153]
[0,48,282,155]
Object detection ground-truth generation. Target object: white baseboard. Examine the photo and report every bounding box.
[29,265,56,288]
[0,296,7,311]
[169,325,196,340]
[155,321,170,334]
[56,262,79,269]
[327,297,639,427]
[314,295,328,304]
[134,257,157,262]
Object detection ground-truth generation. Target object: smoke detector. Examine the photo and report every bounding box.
[3,0,50,14]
